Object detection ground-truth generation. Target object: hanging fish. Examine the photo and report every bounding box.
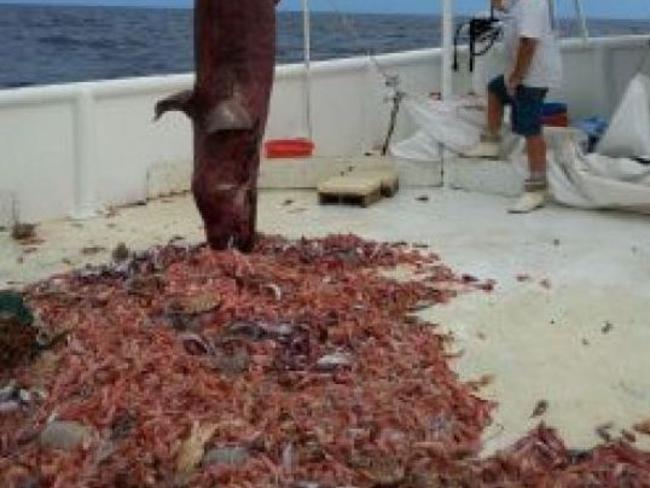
[155,0,280,252]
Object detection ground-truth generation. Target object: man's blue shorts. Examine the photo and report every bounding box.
[488,75,548,137]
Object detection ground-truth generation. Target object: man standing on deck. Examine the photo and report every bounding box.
[463,0,563,213]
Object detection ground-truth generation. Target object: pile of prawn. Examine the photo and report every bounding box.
[1,235,649,487]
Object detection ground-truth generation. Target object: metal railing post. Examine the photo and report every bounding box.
[302,0,313,139]
[441,0,454,100]
[72,89,99,219]
[574,0,590,42]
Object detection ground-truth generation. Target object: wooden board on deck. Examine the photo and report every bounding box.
[317,175,383,208]
[353,169,400,197]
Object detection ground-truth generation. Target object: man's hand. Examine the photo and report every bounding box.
[506,74,522,97]
[509,37,538,97]
[491,0,508,12]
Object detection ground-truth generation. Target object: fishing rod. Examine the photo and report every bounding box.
[453,4,503,72]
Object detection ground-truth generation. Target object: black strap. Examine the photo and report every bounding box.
[633,157,650,166]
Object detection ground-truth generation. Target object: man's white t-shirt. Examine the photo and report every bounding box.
[502,0,563,89]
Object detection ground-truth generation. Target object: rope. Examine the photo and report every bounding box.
[311,2,493,153]
[318,0,418,154]
[381,91,405,156]
[318,0,448,106]
[316,0,480,108]
[321,0,397,85]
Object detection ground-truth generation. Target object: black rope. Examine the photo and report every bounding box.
[381,91,404,156]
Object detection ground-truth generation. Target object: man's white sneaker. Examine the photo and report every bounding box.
[508,190,548,214]
[461,138,501,159]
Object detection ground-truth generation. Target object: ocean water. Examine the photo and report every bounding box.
[1,4,650,88]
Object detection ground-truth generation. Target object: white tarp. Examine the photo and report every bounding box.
[390,95,485,160]
[548,73,650,213]
[597,74,650,159]
[550,135,650,213]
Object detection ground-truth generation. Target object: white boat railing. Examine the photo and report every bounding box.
[0,35,649,225]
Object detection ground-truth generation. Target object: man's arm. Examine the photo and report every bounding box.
[507,37,538,94]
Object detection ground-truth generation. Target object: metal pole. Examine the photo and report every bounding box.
[302,0,313,139]
[549,0,557,29]
[574,0,589,42]
[441,0,454,100]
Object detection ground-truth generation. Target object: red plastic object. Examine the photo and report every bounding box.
[542,113,569,128]
[265,138,315,159]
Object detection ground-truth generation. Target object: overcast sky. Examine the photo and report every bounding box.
[0,0,648,19]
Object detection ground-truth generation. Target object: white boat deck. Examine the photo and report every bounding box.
[3,188,650,455]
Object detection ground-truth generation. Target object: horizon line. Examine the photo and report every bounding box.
[0,1,647,21]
